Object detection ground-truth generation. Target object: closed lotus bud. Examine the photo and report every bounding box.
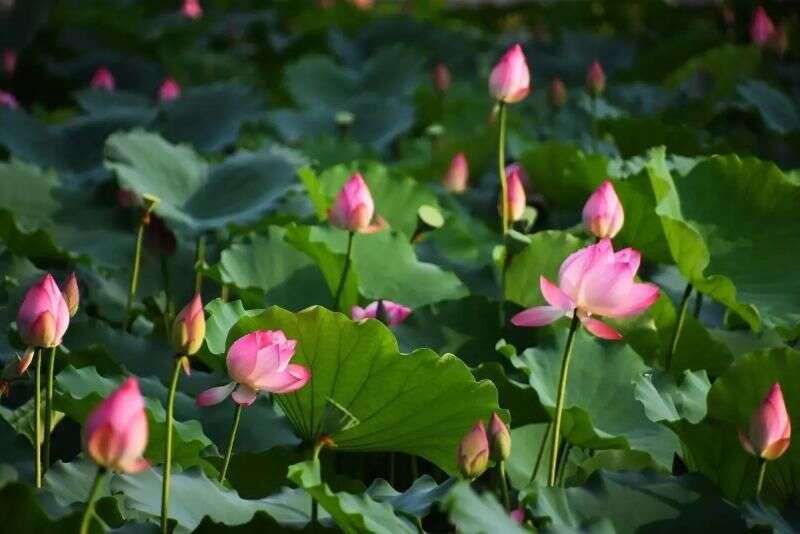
[91,67,115,91]
[434,62,451,93]
[739,383,791,461]
[182,0,202,19]
[489,44,530,104]
[443,152,469,193]
[750,6,775,47]
[586,60,606,96]
[3,49,16,77]
[549,77,567,109]
[329,173,378,233]
[488,412,511,461]
[171,294,205,356]
[83,377,149,473]
[0,90,18,109]
[582,180,624,239]
[457,421,490,479]
[500,165,527,222]
[61,272,80,317]
[158,77,181,102]
[510,508,525,524]
[17,273,70,348]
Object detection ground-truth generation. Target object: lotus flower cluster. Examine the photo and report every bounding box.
[17,274,71,348]
[197,330,311,407]
[457,412,510,479]
[352,300,412,326]
[329,173,384,233]
[489,44,530,104]
[740,383,791,461]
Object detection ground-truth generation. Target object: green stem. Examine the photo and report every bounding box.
[548,313,581,487]
[665,283,693,372]
[125,218,147,330]
[498,460,510,511]
[161,357,185,534]
[310,440,325,527]
[756,460,767,498]
[693,292,703,319]
[79,467,106,534]
[496,102,509,234]
[530,422,551,484]
[556,441,572,486]
[194,234,206,295]
[333,231,354,312]
[221,284,230,303]
[219,403,243,484]
[43,345,57,475]
[34,348,42,488]
[590,96,598,152]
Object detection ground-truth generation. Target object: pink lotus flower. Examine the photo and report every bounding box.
[61,272,80,317]
[83,377,149,473]
[489,44,530,104]
[457,420,489,478]
[3,49,16,77]
[583,180,624,239]
[434,62,451,93]
[488,412,511,461]
[549,77,567,109]
[196,330,310,407]
[351,300,412,326]
[739,383,791,461]
[510,508,525,524]
[501,164,527,222]
[182,0,202,19]
[328,173,384,233]
[17,273,70,348]
[586,60,606,96]
[511,239,659,340]
[0,90,18,109]
[158,77,181,102]
[443,152,469,193]
[171,294,205,357]
[90,67,115,91]
[750,6,775,47]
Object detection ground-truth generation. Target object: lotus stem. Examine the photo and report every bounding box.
[498,460,510,511]
[529,422,550,484]
[125,215,147,330]
[665,283,693,372]
[548,313,581,487]
[161,356,187,534]
[34,348,42,488]
[756,460,767,498]
[79,467,106,534]
[496,101,509,234]
[43,345,57,475]
[194,234,206,294]
[333,231,354,312]
[693,292,703,319]
[219,403,243,484]
[590,96,598,152]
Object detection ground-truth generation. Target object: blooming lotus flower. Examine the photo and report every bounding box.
[434,62,451,93]
[158,77,181,102]
[488,412,511,462]
[489,44,530,104]
[739,383,791,461]
[329,173,384,233]
[351,300,412,326]
[61,272,79,317]
[511,239,659,340]
[83,377,149,473]
[501,164,527,222]
[457,421,489,478]
[182,0,202,19]
[3,49,16,77]
[0,90,18,109]
[583,180,624,239]
[171,294,205,356]
[586,60,606,96]
[90,67,115,91]
[549,77,567,109]
[750,6,775,47]
[17,273,70,348]
[196,330,310,407]
[443,152,469,193]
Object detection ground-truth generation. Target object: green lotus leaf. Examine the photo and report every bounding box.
[441,481,526,534]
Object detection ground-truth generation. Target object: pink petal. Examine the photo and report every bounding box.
[558,239,614,298]
[580,316,622,340]
[511,306,564,327]
[539,276,574,311]
[226,332,260,383]
[613,248,641,275]
[231,384,258,406]
[578,262,634,317]
[195,382,236,407]
[609,283,660,317]
[259,364,311,394]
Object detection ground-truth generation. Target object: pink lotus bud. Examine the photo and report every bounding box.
[586,60,606,96]
[158,77,181,102]
[488,412,511,462]
[349,0,373,9]
[171,294,205,356]
[739,383,791,461]
[457,420,489,479]
[489,44,530,104]
[510,508,525,524]
[351,300,412,326]
[549,77,567,109]
[3,49,16,77]
[500,164,527,222]
[770,25,788,57]
[434,62,451,93]
[582,180,624,239]
[90,67,115,91]
[328,173,378,233]
[196,330,310,407]
[182,0,202,19]
[0,90,18,109]
[83,377,149,473]
[750,6,775,47]
[443,152,469,193]
[16,347,35,376]
[61,272,80,317]
[17,273,70,348]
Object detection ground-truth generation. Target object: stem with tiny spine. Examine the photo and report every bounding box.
[43,345,57,475]
[161,356,186,534]
[79,467,106,534]
[496,102,509,234]
[333,231,354,311]
[548,313,581,487]
[219,403,243,484]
